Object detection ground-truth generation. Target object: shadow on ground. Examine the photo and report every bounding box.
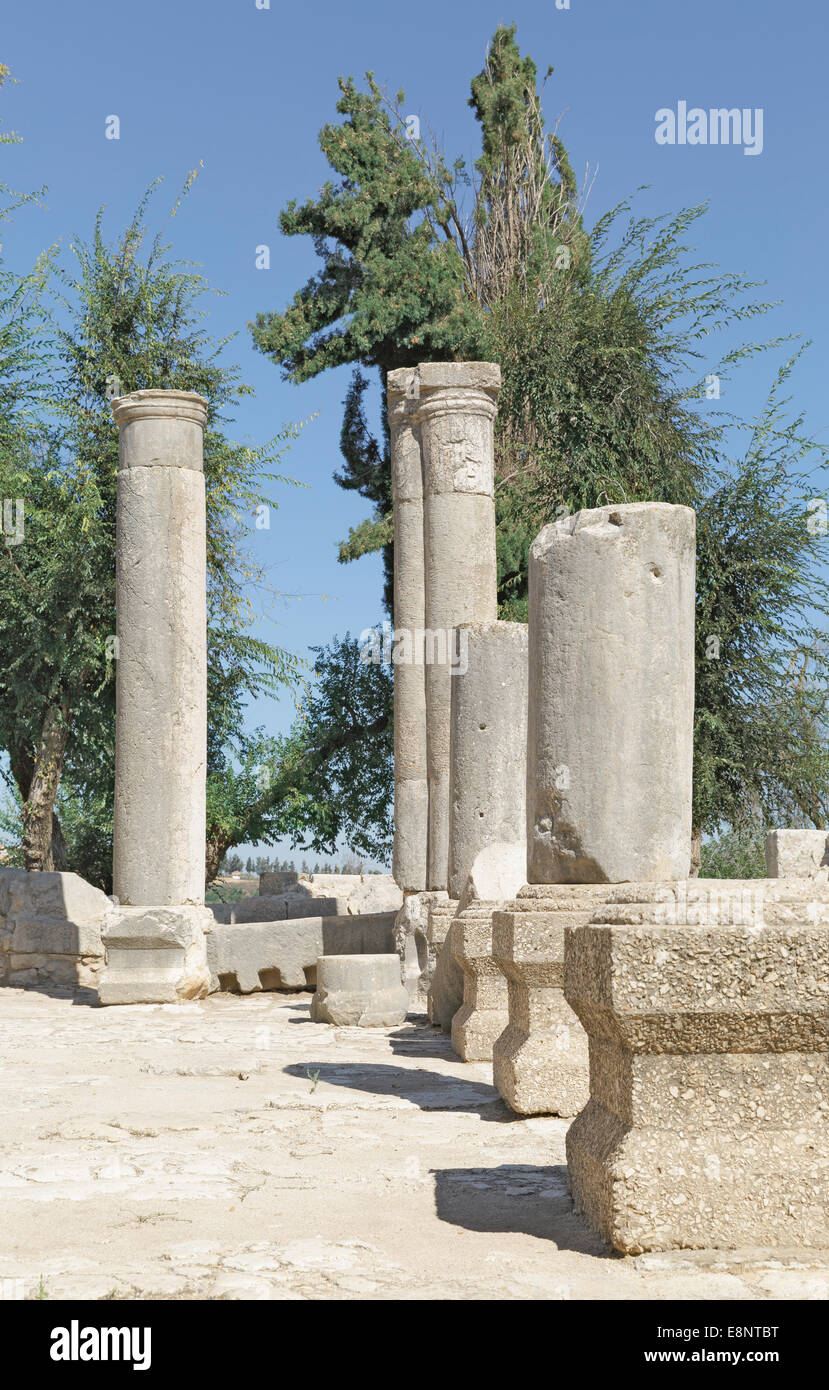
[433,1164,610,1255]
[282,1060,513,1119]
[0,983,100,1008]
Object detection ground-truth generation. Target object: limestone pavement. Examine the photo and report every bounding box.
[1,985,826,1301]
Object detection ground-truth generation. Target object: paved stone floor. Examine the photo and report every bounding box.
[1,986,827,1301]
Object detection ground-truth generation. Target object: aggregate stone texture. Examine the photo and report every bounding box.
[564,880,829,1254]
[0,986,826,1300]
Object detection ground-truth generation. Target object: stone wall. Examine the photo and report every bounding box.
[0,870,115,991]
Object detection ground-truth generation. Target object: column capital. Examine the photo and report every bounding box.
[413,361,500,427]
[111,389,209,430]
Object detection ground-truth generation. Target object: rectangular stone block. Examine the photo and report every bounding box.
[205,912,397,995]
[11,917,103,957]
[766,828,829,879]
[564,881,829,1253]
[99,906,211,1005]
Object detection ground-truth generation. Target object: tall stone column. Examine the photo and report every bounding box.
[492,502,696,1112]
[387,369,428,893]
[416,362,500,892]
[100,389,212,1005]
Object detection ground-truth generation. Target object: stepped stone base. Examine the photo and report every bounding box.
[450,902,508,1061]
[564,879,829,1253]
[492,885,615,1116]
[426,900,462,1031]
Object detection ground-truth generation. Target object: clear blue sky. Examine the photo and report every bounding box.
[3,0,828,863]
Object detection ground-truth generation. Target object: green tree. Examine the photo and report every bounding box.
[253,24,829,861]
[0,176,305,882]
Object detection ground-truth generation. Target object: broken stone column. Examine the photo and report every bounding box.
[388,368,428,893]
[449,620,528,904]
[565,880,829,1252]
[492,885,615,1115]
[416,362,500,891]
[310,954,410,1027]
[492,503,696,1111]
[527,502,696,884]
[100,389,212,1005]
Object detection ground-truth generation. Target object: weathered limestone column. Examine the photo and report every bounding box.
[449,621,528,903]
[565,880,829,1252]
[416,362,500,891]
[528,502,696,883]
[100,389,211,1005]
[444,620,527,1059]
[492,502,696,1112]
[388,368,428,893]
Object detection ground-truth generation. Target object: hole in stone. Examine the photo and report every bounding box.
[218,972,240,993]
[649,565,662,581]
[258,967,283,991]
[479,723,487,730]
[608,511,623,526]
[303,964,317,989]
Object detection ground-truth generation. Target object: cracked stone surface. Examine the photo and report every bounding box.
[0,986,827,1301]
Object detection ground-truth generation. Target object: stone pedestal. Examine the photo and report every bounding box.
[416,363,500,890]
[492,885,615,1115]
[449,620,528,905]
[527,503,695,883]
[450,902,508,1061]
[310,954,410,1027]
[426,899,462,1031]
[564,880,829,1253]
[388,369,428,892]
[99,907,212,1005]
[101,390,210,1005]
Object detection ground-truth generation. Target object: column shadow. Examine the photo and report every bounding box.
[432,1164,611,1255]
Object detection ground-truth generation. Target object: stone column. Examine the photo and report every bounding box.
[388,368,428,893]
[491,502,696,1111]
[528,502,696,883]
[100,389,212,1005]
[448,621,528,904]
[565,880,829,1252]
[444,620,527,1059]
[416,362,500,891]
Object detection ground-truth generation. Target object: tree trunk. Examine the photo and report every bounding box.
[21,704,70,871]
[690,826,702,878]
[205,837,228,890]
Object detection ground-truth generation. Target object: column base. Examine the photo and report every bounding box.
[564,879,829,1253]
[450,902,508,1061]
[98,906,211,1005]
[493,991,588,1117]
[492,885,615,1114]
[426,900,461,1030]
